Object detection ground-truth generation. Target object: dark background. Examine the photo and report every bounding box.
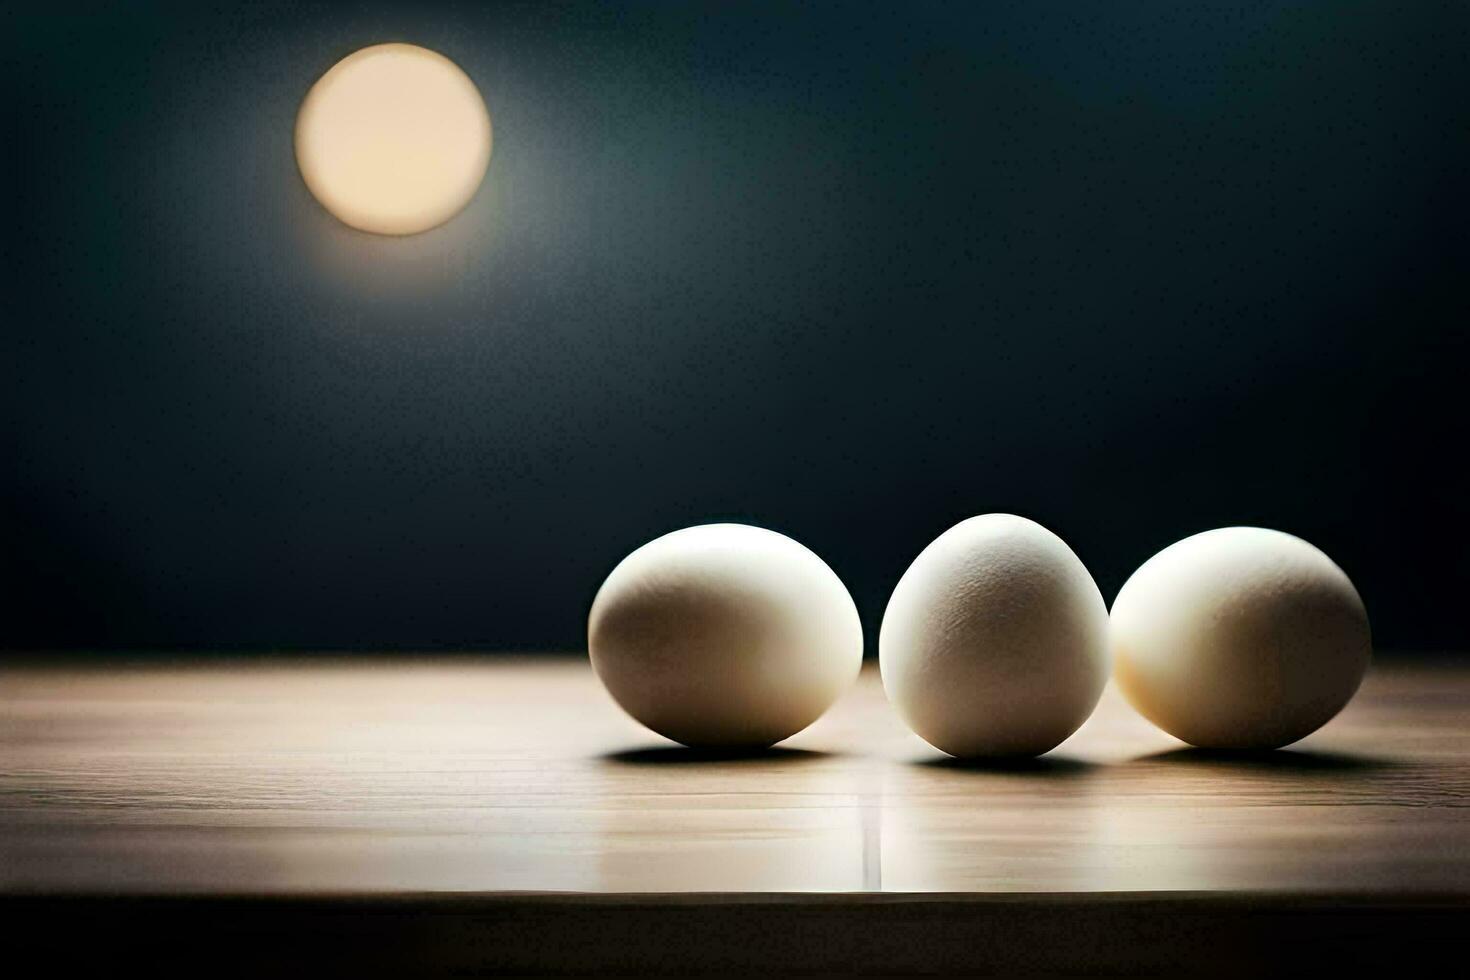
[5,1,1466,653]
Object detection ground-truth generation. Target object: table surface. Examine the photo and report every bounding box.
[2,655,1466,896]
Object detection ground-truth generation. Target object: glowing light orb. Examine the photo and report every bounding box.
[295,43,492,235]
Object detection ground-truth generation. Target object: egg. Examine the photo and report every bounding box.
[1110,527,1371,750]
[880,514,1110,758]
[588,523,863,748]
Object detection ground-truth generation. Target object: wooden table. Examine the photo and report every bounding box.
[2,655,1466,975]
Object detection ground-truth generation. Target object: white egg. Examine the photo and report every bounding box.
[588,523,863,748]
[1111,527,1371,750]
[880,514,1110,758]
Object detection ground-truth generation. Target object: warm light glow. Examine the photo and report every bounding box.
[295,43,492,235]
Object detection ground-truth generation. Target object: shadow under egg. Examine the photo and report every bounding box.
[598,745,834,765]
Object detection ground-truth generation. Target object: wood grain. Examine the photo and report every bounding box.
[2,655,1466,897]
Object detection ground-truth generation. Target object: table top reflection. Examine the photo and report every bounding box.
[1,655,1466,895]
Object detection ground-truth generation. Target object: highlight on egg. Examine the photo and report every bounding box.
[588,523,863,748]
[1110,526,1371,750]
[879,514,1111,758]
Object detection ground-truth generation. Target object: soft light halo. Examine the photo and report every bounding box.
[295,43,492,236]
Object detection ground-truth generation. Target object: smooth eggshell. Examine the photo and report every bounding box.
[588,524,862,748]
[1110,527,1371,750]
[880,514,1110,758]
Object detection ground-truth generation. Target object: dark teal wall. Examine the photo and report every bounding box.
[6,2,1467,650]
